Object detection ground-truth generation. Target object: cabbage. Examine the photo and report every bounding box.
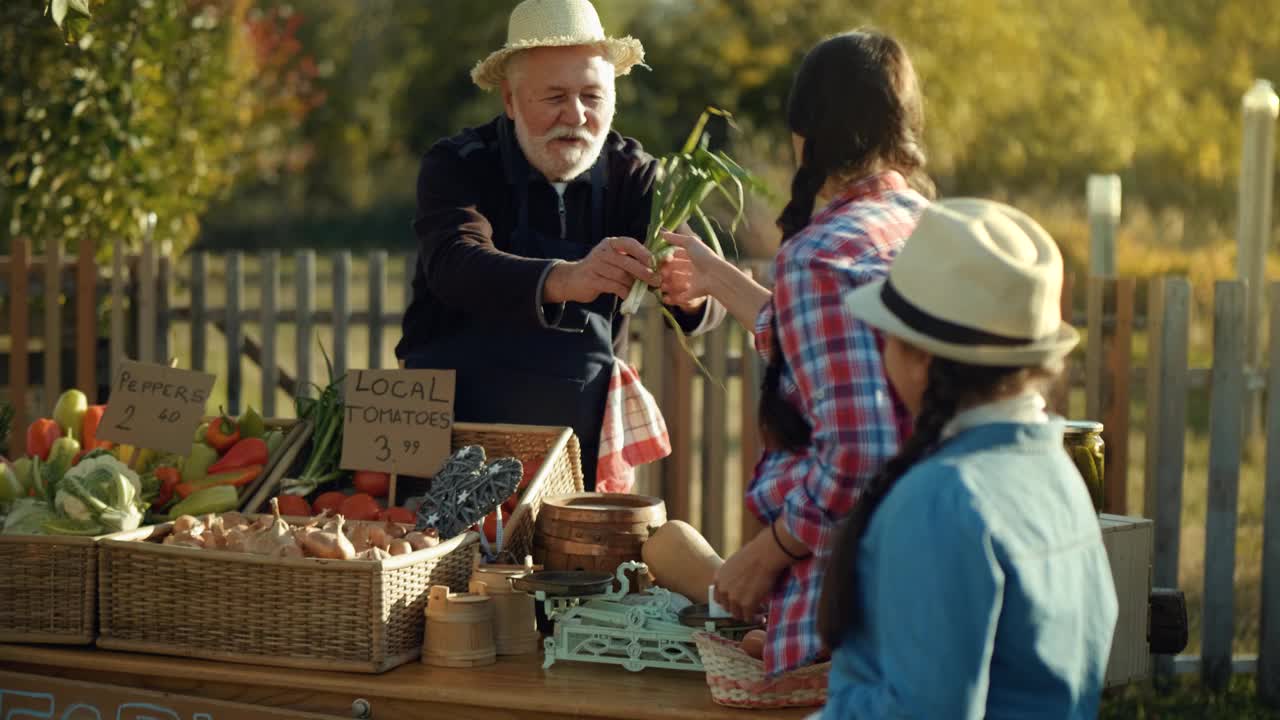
[2,498,55,535]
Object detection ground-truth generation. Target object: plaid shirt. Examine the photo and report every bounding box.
[748,171,927,676]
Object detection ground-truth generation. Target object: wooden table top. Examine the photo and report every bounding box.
[0,644,815,720]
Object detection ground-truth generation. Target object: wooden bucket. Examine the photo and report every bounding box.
[473,558,542,656]
[533,493,666,592]
[423,581,495,668]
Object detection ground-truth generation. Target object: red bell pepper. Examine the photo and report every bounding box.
[207,437,268,475]
[154,466,181,507]
[81,405,112,452]
[205,414,241,453]
[176,464,263,498]
[26,418,62,460]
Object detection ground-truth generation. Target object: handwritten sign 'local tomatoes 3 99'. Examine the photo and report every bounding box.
[340,369,456,477]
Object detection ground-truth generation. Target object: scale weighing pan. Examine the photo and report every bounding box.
[510,570,615,597]
[678,604,763,632]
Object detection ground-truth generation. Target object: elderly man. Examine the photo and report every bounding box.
[396,0,722,490]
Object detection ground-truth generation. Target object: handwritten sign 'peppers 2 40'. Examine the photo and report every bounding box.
[340,369,456,477]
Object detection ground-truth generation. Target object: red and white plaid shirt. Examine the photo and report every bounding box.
[749,171,926,677]
[596,358,670,493]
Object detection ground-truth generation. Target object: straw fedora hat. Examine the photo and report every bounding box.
[844,198,1079,366]
[471,0,646,91]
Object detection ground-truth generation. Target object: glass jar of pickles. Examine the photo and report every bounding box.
[1063,421,1105,513]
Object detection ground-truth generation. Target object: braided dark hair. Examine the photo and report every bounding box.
[760,30,934,451]
[817,356,1045,648]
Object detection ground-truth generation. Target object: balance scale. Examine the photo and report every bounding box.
[514,561,756,673]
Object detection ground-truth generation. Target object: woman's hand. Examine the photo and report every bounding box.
[713,523,797,622]
[658,230,720,311]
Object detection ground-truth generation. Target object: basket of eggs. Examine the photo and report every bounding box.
[692,630,830,710]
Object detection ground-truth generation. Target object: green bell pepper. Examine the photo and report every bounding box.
[168,484,239,517]
[181,443,219,486]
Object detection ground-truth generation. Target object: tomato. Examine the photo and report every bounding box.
[312,491,346,515]
[353,470,390,498]
[378,507,417,524]
[520,458,544,490]
[340,492,382,522]
[481,508,510,543]
[274,495,312,517]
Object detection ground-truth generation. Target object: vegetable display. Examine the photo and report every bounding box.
[0,387,288,533]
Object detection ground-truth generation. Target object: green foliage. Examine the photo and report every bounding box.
[1,0,319,255]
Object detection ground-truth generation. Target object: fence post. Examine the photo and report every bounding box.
[1087,174,1121,278]
[333,251,351,383]
[1103,278,1135,515]
[261,251,279,416]
[110,238,126,388]
[138,226,156,364]
[1259,281,1280,706]
[190,252,207,372]
[403,250,416,310]
[1144,276,1190,684]
[226,252,244,415]
[1050,272,1075,415]
[296,250,315,395]
[1237,80,1278,437]
[369,250,387,369]
[1085,277,1106,421]
[157,249,171,367]
[9,238,30,458]
[739,326,764,547]
[1203,280,1246,691]
[639,304,667,498]
[700,327,730,554]
[75,236,96,399]
[43,239,62,408]
[662,319,695,524]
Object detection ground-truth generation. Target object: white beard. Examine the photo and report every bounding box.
[512,109,609,182]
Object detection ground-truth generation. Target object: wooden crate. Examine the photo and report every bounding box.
[1100,513,1153,687]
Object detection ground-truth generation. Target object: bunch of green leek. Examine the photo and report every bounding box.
[619,108,762,317]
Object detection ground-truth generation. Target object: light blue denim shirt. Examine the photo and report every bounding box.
[821,412,1118,719]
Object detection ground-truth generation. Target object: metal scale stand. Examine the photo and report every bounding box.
[526,561,753,673]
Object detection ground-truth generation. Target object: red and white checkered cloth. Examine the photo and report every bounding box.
[596,358,670,493]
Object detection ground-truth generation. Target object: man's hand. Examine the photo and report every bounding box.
[544,236,660,305]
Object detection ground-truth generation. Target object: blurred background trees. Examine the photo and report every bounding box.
[3,0,1278,262]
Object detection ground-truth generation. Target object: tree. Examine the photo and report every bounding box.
[0,0,319,254]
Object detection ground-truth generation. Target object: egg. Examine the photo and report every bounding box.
[741,629,766,659]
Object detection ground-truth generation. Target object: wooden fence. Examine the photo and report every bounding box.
[3,241,1280,700]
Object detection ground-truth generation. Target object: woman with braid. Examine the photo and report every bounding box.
[815,199,1118,718]
[659,30,932,676]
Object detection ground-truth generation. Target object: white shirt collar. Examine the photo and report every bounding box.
[941,392,1049,440]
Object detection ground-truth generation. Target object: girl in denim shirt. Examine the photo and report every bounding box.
[816,199,1118,719]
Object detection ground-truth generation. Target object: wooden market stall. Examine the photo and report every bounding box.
[0,645,811,720]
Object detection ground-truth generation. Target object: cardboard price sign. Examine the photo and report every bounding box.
[340,369,455,477]
[97,360,216,455]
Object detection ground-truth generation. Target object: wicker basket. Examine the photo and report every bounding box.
[451,422,584,562]
[0,533,105,644]
[97,522,480,673]
[693,632,829,710]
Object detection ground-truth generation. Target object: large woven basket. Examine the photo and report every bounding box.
[97,522,479,673]
[693,632,829,710]
[0,534,104,644]
[450,423,584,562]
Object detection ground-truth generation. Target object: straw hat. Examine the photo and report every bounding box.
[844,198,1079,366]
[471,0,646,91]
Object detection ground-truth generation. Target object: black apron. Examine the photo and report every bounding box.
[406,120,615,489]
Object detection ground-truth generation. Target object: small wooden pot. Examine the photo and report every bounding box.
[473,559,542,656]
[423,581,495,668]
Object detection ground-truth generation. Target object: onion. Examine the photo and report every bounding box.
[387,539,412,556]
[303,517,356,560]
[404,531,438,551]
